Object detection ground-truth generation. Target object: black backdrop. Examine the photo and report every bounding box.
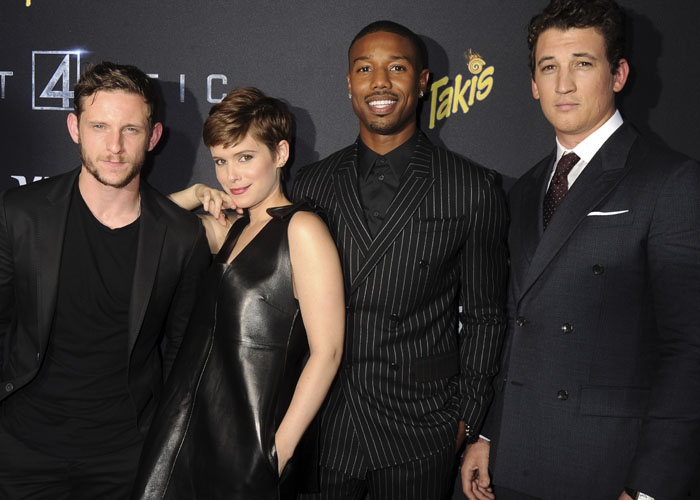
[2,1,700,497]
[2,1,698,194]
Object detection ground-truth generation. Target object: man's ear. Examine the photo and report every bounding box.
[418,68,430,95]
[612,58,630,93]
[147,122,163,151]
[67,113,80,144]
[531,78,540,100]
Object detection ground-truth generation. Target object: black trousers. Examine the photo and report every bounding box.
[491,486,542,500]
[299,446,456,500]
[0,424,142,500]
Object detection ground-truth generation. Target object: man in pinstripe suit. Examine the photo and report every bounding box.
[293,20,509,499]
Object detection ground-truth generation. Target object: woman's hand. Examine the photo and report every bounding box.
[193,184,240,226]
[275,434,291,477]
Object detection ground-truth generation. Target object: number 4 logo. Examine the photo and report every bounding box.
[32,50,81,110]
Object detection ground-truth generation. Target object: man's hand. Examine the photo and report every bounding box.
[461,438,494,500]
[618,492,634,500]
[194,184,240,224]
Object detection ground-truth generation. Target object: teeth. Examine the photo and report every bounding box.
[369,100,396,107]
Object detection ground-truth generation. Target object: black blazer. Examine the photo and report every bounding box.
[293,132,509,470]
[0,168,211,434]
[484,123,700,499]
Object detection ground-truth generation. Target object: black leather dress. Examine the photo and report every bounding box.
[131,203,312,500]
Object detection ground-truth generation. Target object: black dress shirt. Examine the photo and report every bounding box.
[357,132,418,237]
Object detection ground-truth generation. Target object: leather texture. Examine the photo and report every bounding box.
[132,202,312,500]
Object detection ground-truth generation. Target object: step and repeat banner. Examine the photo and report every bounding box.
[1,1,699,498]
[1,1,698,195]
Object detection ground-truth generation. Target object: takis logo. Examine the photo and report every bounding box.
[32,50,82,110]
[428,49,494,130]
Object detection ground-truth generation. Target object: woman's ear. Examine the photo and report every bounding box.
[276,140,290,167]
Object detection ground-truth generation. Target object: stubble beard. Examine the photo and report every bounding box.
[80,143,144,189]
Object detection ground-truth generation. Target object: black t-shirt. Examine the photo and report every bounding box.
[3,181,142,456]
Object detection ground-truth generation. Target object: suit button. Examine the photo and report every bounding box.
[346,305,353,313]
[557,389,569,401]
[4,383,14,392]
[389,362,398,370]
[561,323,573,334]
[390,313,400,322]
[592,264,605,275]
[418,259,429,269]
[516,317,526,327]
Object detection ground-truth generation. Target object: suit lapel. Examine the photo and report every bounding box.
[350,134,434,292]
[508,154,553,300]
[127,182,167,357]
[333,143,373,255]
[36,170,79,344]
[519,123,639,299]
[521,153,555,264]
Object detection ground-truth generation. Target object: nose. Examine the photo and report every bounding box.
[106,130,124,154]
[555,66,575,94]
[227,164,242,183]
[371,67,391,90]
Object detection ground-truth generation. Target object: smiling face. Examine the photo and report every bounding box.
[531,27,628,149]
[347,30,429,151]
[211,133,289,212]
[67,90,162,189]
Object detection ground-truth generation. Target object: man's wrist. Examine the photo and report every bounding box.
[624,487,654,500]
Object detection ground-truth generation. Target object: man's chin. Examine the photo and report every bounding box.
[85,164,141,189]
[368,121,401,135]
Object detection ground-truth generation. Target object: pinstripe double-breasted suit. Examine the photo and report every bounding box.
[292,132,509,480]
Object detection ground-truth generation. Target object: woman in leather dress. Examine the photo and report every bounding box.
[131,88,345,500]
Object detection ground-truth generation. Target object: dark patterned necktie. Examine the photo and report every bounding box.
[542,152,580,229]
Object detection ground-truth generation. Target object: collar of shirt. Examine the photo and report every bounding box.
[550,110,624,188]
[357,130,419,181]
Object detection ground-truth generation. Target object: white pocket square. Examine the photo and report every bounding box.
[587,210,629,216]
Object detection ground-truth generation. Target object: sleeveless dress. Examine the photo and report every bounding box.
[131,203,313,500]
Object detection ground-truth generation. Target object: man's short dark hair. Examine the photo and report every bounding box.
[73,61,158,127]
[349,20,428,70]
[528,0,626,75]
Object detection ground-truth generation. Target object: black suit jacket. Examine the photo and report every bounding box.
[0,168,211,434]
[293,132,509,471]
[484,123,700,499]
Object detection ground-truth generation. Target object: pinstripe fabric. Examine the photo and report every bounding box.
[299,446,455,500]
[292,133,508,477]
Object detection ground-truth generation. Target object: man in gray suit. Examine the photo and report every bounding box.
[294,20,509,500]
[462,1,700,499]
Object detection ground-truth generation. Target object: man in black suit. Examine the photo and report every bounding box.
[462,1,700,499]
[293,21,509,499]
[0,62,210,499]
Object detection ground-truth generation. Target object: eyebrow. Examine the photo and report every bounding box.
[572,52,598,59]
[537,52,599,66]
[352,55,410,65]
